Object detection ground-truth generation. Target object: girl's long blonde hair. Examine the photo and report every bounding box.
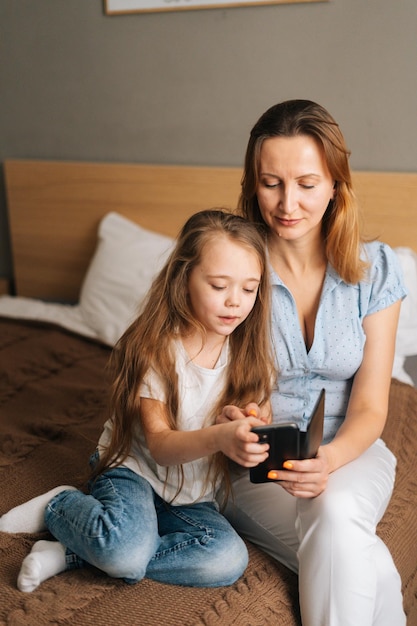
[94,209,275,500]
[239,99,368,284]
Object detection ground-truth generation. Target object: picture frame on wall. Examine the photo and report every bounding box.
[104,0,328,15]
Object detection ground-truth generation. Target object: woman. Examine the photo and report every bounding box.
[221,100,407,625]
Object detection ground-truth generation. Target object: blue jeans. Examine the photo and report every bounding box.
[44,459,248,587]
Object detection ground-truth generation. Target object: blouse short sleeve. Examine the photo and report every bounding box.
[361,241,407,317]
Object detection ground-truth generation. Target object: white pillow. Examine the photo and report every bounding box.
[79,212,174,345]
[394,247,417,358]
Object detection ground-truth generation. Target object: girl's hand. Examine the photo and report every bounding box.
[267,446,330,498]
[219,416,270,467]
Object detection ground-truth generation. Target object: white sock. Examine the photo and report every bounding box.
[0,486,76,534]
[17,539,67,592]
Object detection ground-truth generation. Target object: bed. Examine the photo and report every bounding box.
[1,159,417,626]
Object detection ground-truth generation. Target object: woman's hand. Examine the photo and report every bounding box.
[217,404,247,424]
[217,402,271,425]
[267,446,331,498]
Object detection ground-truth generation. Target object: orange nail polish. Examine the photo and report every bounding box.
[283,461,293,470]
[248,409,257,417]
[267,470,279,480]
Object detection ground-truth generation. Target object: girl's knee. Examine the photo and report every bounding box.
[73,527,159,582]
[94,548,149,582]
[204,533,248,586]
[225,538,249,583]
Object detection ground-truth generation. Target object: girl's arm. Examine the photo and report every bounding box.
[140,397,270,467]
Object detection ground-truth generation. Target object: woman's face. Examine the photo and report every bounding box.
[256,135,335,243]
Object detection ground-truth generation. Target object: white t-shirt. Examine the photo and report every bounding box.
[98,339,228,504]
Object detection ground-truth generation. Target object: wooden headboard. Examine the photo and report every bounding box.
[4,159,417,303]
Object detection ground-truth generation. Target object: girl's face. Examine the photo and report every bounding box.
[256,135,335,243]
[187,235,261,339]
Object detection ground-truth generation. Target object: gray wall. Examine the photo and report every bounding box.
[1,0,416,283]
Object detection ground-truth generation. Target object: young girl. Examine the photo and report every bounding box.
[0,209,274,593]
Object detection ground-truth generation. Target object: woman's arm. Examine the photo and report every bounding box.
[140,397,270,467]
[323,299,401,473]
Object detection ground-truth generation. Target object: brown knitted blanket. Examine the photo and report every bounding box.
[0,318,416,625]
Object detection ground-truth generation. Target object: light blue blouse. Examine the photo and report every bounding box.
[270,241,407,443]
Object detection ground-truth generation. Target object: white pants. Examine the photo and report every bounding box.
[225,439,406,626]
